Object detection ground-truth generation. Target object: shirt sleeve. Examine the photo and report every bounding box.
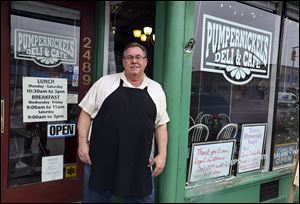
[155,89,170,127]
[78,80,101,118]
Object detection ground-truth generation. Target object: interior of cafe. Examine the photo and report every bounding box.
[109,1,155,78]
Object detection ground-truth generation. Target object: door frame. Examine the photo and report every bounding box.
[1,1,95,202]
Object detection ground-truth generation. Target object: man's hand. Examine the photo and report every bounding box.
[148,154,166,177]
[149,124,168,177]
[78,141,91,165]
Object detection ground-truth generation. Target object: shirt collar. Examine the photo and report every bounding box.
[120,71,148,89]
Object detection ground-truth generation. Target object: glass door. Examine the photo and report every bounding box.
[1,1,95,202]
[10,0,81,185]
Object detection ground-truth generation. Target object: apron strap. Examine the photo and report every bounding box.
[119,79,124,87]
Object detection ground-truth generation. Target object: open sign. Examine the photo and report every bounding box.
[47,123,76,138]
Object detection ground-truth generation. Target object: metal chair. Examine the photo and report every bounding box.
[187,124,209,161]
[188,123,210,144]
[216,123,238,140]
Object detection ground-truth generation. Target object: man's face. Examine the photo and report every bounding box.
[122,47,148,78]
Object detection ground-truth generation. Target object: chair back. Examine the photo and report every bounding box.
[195,111,204,124]
[189,116,195,126]
[199,114,214,126]
[216,123,238,140]
[188,124,209,144]
[217,113,231,127]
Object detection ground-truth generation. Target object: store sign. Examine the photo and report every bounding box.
[238,124,266,174]
[47,123,76,138]
[42,155,64,182]
[273,143,298,167]
[23,77,67,122]
[14,29,77,67]
[201,14,272,85]
[65,164,77,178]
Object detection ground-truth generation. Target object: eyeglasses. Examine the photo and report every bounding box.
[123,55,146,62]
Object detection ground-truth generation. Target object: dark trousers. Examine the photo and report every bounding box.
[82,165,155,203]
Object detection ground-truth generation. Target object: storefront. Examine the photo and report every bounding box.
[155,1,299,203]
[1,1,299,203]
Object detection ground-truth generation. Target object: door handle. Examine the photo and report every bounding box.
[1,99,4,133]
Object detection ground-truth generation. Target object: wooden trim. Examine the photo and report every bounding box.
[1,1,11,202]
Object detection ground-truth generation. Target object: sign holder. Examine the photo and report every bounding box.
[288,151,299,203]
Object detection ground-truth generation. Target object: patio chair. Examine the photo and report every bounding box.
[189,123,210,144]
[216,123,238,140]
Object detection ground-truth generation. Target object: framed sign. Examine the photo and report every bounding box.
[238,123,267,174]
[273,143,298,168]
[188,140,235,183]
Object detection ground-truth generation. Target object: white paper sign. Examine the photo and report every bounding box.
[238,124,266,173]
[23,77,67,122]
[42,155,64,182]
[67,94,78,104]
[188,140,235,182]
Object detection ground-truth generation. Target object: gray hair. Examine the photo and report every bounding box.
[123,42,148,57]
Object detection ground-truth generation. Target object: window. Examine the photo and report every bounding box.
[273,17,299,169]
[187,1,281,184]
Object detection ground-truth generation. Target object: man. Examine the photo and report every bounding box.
[77,42,169,203]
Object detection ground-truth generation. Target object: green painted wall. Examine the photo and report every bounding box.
[94,1,105,80]
[184,170,298,203]
[158,2,185,202]
[153,1,166,84]
[153,1,195,203]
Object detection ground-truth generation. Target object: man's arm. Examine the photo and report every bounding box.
[77,110,92,165]
[149,123,168,177]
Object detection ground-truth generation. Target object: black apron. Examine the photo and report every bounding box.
[89,79,157,197]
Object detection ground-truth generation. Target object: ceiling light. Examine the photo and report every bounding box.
[143,27,152,35]
[133,29,142,38]
[140,34,147,41]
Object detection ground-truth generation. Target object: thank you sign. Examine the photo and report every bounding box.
[201,14,272,85]
[188,140,234,182]
[14,29,77,67]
